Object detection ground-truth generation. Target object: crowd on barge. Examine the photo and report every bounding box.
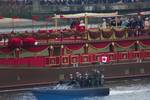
[0,0,33,5]
[39,0,149,5]
[70,15,150,36]
[101,15,150,29]
[0,0,149,5]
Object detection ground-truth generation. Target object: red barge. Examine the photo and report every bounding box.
[0,12,150,90]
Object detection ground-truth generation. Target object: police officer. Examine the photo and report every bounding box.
[68,74,75,85]
[95,70,101,87]
[82,73,90,87]
[90,69,104,87]
[74,72,81,87]
[78,73,84,87]
[90,69,97,87]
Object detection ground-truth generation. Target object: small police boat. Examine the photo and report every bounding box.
[32,71,109,100]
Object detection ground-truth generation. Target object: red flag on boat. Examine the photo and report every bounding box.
[98,56,110,64]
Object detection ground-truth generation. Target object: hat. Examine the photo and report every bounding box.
[97,70,100,73]
[85,73,88,76]
[80,20,84,23]
[103,18,106,21]
[145,17,149,20]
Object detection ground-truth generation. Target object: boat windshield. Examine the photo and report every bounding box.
[53,84,73,90]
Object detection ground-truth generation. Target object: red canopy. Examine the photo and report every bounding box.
[8,37,22,48]
[23,37,36,46]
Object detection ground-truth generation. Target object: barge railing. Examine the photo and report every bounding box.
[0,50,150,67]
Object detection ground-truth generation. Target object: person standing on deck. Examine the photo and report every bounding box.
[79,20,85,27]
[136,16,144,36]
[144,17,150,30]
[121,17,128,29]
[77,20,86,32]
[102,18,107,29]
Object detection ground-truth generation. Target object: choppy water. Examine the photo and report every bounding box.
[1,78,150,100]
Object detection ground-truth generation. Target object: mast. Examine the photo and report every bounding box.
[54,14,58,30]
[84,13,88,29]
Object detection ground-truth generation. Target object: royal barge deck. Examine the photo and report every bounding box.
[0,12,150,90]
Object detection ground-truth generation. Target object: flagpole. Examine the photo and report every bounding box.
[45,15,50,43]
[54,14,58,31]
[12,17,14,33]
[32,16,34,33]
[32,16,39,33]
[32,18,34,32]
[12,16,17,33]
[46,18,48,31]
[45,16,50,31]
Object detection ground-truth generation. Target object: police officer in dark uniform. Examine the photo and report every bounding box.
[90,69,97,87]
[74,72,81,87]
[95,70,101,87]
[82,73,90,87]
[90,69,104,87]
[68,74,75,85]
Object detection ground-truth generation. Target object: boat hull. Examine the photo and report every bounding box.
[0,61,150,90]
[32,87,109,100]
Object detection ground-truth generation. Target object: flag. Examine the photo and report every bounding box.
[98,56,110,64]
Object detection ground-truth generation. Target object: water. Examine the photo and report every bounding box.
[1,78,150,100]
